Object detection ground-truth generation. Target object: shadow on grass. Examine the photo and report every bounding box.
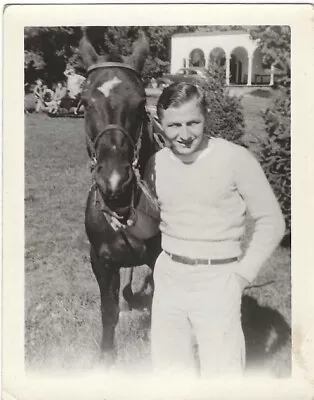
[280,233,291,249]
[123,288,291,374]
[123,273,154,312]
[241,295,291,373]
[248,89,273,98]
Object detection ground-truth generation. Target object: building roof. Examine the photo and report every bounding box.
[172,29,248,39]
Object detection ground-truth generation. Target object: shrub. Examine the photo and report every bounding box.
[200,64,246,145]
[260,87,291,236]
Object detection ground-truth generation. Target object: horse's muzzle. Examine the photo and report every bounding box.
[95,167,135,217]
[108,169,134,199]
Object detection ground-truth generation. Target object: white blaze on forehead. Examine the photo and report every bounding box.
[97,76,122,97]
[109,170,121,191]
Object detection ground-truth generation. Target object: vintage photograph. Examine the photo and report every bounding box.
[24,25,291,377]
[3,3,314,399]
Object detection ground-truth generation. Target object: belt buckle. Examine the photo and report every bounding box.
[194,258,211,265]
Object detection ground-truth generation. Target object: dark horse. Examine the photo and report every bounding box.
[79,29,161,365]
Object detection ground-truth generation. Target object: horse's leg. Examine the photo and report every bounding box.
[119,267,133,312]
[90,247,120,365]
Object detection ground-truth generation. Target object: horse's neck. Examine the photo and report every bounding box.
[138,121,158,177]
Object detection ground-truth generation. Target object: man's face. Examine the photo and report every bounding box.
[160,97,206,156]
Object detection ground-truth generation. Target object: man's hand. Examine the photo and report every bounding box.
[126,208,137,227]
[110,208,137,231]
[234,273,249,292]
[110,216,126,231]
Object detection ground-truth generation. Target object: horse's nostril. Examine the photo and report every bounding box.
[96,165,103,174]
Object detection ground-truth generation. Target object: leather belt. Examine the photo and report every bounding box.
[164,251,238,266]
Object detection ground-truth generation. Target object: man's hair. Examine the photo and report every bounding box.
[156,82,207,120]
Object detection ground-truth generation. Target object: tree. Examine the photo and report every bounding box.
[24,25,255,86]
[247,26,290,83]
[142,56,170,86]
[247,26,291,240]
[24,27,82,85]
[24,26,202,85]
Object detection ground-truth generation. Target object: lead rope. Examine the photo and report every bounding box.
[86,133,97,173]
[132,113,160,211]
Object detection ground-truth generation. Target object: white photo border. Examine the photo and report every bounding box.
[3,3,314,399]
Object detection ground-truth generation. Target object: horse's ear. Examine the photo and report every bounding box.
[79,27,99,67]
[126,31,149,73]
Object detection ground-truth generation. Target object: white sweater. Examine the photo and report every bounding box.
[138,138,285,283]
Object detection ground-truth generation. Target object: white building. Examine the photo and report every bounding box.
[171,30,277,86]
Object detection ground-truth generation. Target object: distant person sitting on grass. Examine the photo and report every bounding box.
[34,83,54,112]
[47,82,67,114]
[42,84,54,104]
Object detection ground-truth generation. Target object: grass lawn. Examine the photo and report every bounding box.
[25,93,291,377]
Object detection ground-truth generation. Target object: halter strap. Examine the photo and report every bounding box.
[87,62,140,77]
[85,61,142,161]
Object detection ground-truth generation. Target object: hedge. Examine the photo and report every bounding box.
[260,87,291,237]
[199,64,246,145]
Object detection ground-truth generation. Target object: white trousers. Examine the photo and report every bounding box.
[151,251,245,378]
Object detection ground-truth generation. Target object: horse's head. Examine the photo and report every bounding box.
[79,29,149,219]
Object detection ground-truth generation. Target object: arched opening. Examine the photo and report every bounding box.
[252,47,270,85]
[209,47,226,67]
[230,47,248,85]
[189,48,205,67]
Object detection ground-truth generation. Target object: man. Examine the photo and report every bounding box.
[123,82,285,378]
[63,67,86,110]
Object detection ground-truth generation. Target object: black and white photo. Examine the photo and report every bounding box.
[2,3,314,399]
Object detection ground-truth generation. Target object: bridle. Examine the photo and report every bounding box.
[84,61,147,228]
[86,123,139,170]
[87,61,141,76]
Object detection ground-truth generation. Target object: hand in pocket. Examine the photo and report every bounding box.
[234,272,249,292]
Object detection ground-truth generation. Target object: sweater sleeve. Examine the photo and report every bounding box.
[234,147,286,283]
